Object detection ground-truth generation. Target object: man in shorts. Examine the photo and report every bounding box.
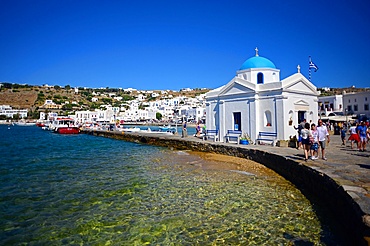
[317,120,330,160]
[357,121,367,152]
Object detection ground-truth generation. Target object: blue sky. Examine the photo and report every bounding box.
[1,0,369,90]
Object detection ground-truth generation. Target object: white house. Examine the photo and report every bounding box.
[318,95,344,116]
[343,91,370,119]
[0,105,28,118]
[205,48,320,143]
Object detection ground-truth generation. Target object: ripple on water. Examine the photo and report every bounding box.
[0,126,328,245]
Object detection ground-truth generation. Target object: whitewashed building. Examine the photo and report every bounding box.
[0,105,28,118]
[343,91,370,119]
[205,49,320,143]
[318,95,344,116]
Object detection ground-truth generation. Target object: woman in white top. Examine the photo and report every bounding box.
[348,123,360,149]
[310,123,319,160]
[300,122,312,161]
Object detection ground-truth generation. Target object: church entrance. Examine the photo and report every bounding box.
[298,111,306,123]
[233,112,241,131]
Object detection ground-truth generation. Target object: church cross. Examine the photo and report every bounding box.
[255,47,259,56]
[297,65,301,73]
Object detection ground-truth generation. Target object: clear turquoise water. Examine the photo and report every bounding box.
[0,125,333,245]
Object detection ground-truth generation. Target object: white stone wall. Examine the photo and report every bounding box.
[343,91,370,118]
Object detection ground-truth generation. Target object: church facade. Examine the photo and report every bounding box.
[205,49,320,143]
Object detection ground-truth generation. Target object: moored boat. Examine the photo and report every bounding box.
[159,125,176,133]
[56,126,80,134]
[50,117,80,134]
[14,121,36,126]
[36,122,46,127]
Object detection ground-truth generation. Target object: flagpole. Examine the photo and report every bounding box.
[308,56,312,81]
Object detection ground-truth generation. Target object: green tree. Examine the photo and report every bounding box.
[13,113,20,120]
[122,95,134,101]
[102,98,113,104]
[62,104,73,110]
[89,103,100,110]
[30,110,40,119]
[156,112,162,121]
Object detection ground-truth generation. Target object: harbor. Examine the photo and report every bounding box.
[83,128,370,245]
[0,125,329,245]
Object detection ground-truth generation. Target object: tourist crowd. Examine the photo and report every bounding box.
[295,119,370,161]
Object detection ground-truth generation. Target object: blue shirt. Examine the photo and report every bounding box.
[357,125,367,138]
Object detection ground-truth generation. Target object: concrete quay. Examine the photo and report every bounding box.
[83,129,370,245]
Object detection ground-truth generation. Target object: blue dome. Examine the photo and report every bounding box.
[239,56,276,70]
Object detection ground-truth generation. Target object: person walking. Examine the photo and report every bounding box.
[357,121,367,152]
[310,123,319,160]
[195,121,201,137]
[340,125,347,146]
[182,121,188,138]
[294,119,306,150]
[317,120,330,160]
[348,123,360,150]
[300,122,312,161]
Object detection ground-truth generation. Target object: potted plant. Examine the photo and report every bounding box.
[288,117,293,126]
[240,132,252,145]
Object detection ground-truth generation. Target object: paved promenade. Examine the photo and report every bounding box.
[179,133,370,209]
[238,134,370,214]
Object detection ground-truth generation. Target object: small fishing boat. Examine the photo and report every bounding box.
[122,127,141,132]
[159,125,176,133]
[50,117,80,134]
[14,121,36,126]
[36,122,46,127]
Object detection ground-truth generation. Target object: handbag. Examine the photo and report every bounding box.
[309,135,314,144]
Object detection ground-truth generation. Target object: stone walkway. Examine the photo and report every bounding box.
[198,134,370,216]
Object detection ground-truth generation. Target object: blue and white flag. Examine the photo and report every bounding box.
[309,57,318,72]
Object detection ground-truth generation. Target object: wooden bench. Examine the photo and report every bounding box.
[225,130,242,144]
[256,131,277,145]
[202,129,219,142]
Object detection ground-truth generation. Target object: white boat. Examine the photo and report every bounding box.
[14,121,36,126]
[49,117,80,134]
[145,127,174,135]
[122,127,141,132]
[159,125,176,131]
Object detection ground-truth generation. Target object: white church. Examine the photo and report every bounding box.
[205,48,320,144]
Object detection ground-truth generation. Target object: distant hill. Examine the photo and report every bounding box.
[1,83,368,115]
[0,89,38,109]
[318,87,370,96]
[0,84,210,117]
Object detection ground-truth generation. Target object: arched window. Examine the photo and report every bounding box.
[264,110,272,127]
[257,72,264,84]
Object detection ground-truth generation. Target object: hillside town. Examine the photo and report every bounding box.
[1,82,370,129]
[1,48,370,145]
[0,83,209,125]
